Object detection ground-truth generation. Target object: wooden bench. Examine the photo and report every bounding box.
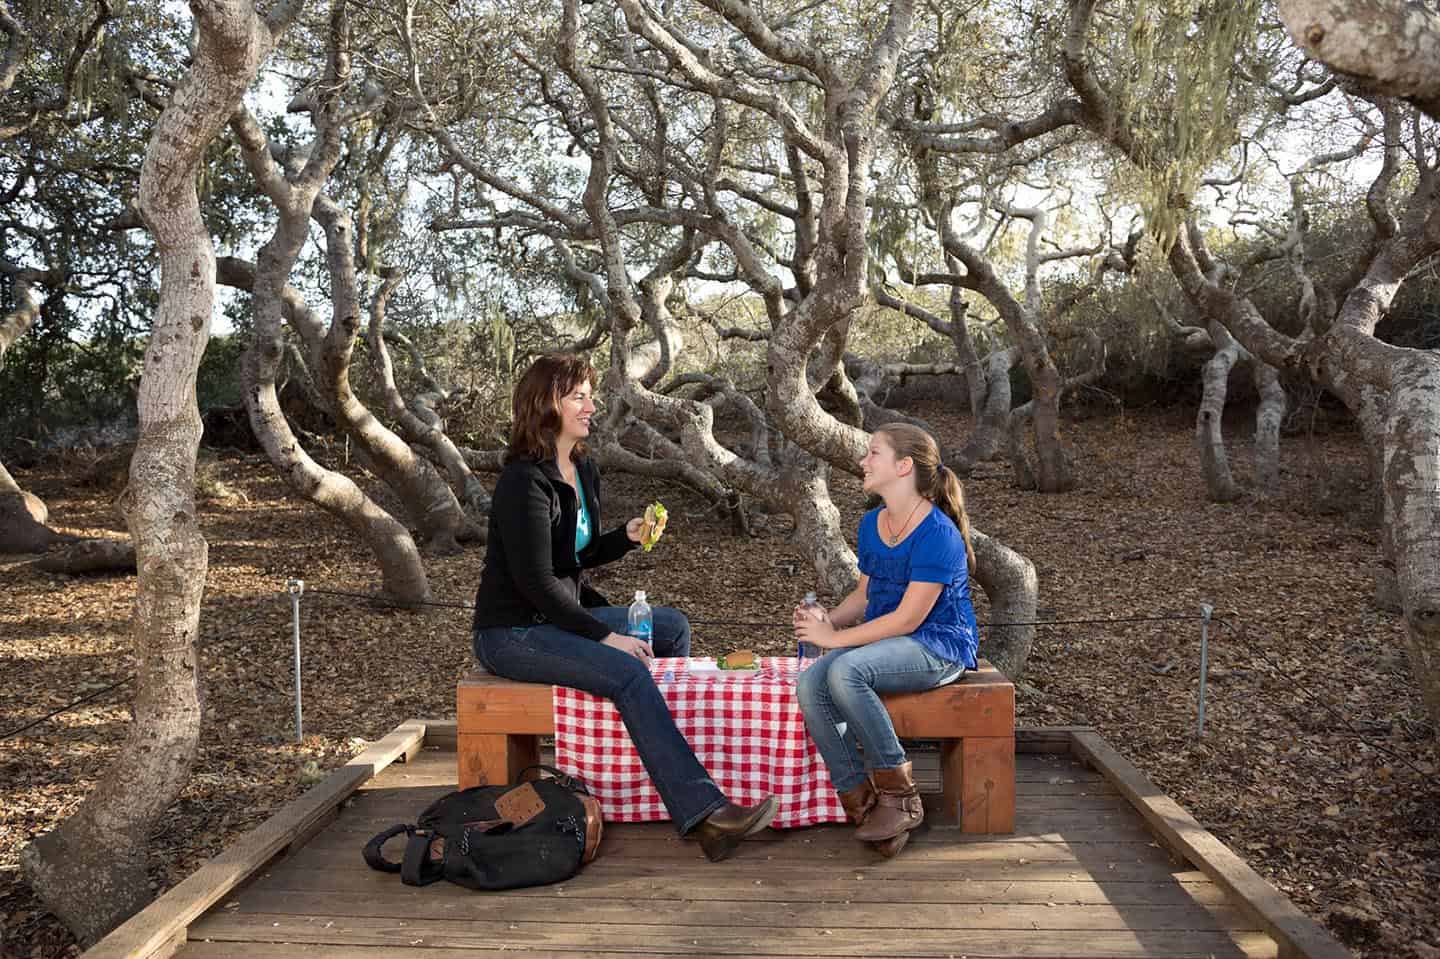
[457,660,1015,833]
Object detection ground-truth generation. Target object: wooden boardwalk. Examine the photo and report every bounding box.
[170,744,1282,959]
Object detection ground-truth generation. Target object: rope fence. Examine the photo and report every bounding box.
[4,578,1434,788]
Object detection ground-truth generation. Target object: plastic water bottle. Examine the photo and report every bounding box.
[628,590,653,647]
[798,591,824,659]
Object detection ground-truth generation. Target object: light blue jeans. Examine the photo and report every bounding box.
[796,637,965,793]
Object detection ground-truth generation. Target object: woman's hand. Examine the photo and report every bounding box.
[625,517,645,543]
[794,616,838,649]
[602,632,654,660]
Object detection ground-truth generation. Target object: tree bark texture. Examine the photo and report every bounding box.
[366,267,489,531]
[313,197,469,554]
[971,530,1040,680]
[1277,0,1440,119]
[19,0,287,943]
[229,99,432,603]
[1197,323,1243,503]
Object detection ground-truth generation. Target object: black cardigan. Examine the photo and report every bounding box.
[472,455,637,641]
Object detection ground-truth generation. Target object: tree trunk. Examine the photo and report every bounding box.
[32,537,137,574]
[1378,353,1440,726]
[365,268,488,534]
[1252,361,1286,492]
[1,268,63,551]
[1005,401,1038,492]
[1028,361,1074,493]
[314,198,468,554]
[20,0,279,942]
[226,68,432,604]
[1197,324,1242,503]
[0,262,60,365]
[843,353,941,434]
[971,530,1040,680]
[241,262,432,604]
[0,456,61,553]
[955,347,1017,470]
[782,461,857,597]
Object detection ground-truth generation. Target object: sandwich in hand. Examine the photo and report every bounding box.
[638,501,668,552]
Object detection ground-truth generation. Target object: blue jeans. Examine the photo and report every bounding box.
[472,605,727,835]
[796,637,965,793]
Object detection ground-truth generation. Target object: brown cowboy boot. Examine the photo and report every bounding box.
[693,796,779,862]
[870,832,909,858]
[853,761,922,846]
[837,779,877,827]
[839,780,903,856]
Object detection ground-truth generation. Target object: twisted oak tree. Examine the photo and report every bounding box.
[20,0,301,941]
[1067,0,1440,730]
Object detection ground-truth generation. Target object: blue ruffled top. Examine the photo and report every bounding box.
[857,506,978,668]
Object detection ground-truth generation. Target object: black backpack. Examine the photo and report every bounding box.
[363,766,602,891]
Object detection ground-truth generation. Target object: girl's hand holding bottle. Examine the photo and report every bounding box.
[795,591,831,658]
[793,604,829,626]
[794,613,838,649]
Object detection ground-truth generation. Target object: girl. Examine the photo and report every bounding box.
[472,353,777,862]
[794,424,977,857]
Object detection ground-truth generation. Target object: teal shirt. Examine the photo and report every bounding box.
[574,472,592,557]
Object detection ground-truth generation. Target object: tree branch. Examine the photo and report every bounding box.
[1278,0,1440,120]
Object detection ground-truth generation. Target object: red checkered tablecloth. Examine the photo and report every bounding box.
[553,656,847,828]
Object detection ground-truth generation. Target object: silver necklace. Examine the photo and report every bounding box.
[884,498,924,546]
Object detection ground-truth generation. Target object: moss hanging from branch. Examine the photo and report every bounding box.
[1113,0,1262,249]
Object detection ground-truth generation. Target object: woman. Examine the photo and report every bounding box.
[472,353,777,861]
[793,424,976,857]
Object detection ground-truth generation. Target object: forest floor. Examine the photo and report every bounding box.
[2,401,1437,959]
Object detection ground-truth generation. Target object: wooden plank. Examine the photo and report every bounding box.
[298,829,1175,863]
[182,947,755,959]
[219,888,1261,932]
[230,856,1234,905]
[267,852,1203,881]
[950,735,1016,833]
[1014,726,1085,754]
[295,825,1183,870]
[309,808,1150,848]
[183,942,1272,959]
[1070,731,1352,959]
[187,912,1273,957]
[285,807,338,857]
[371,740,1106,785]
[456,731,540,789]
[427,722,1069,755]
[238,851,1199,884]
[82,720,427,959]
[308,820,1158,859]
[417,718,456,749]
[886,665,1015,739]
[324,792,1129,830]
[456,675,553,734]
[272,854,1196,891]
[458,662,1016,739]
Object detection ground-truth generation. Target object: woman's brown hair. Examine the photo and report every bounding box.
[507,353,597,463]
[874,423,976,573]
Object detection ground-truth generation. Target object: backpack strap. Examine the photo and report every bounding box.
[517,764,591,795]
[363,824,413,873]
[400,831,446,886]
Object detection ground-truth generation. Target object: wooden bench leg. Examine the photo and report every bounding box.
[458,732,541,789]
[940,736,1015,833]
